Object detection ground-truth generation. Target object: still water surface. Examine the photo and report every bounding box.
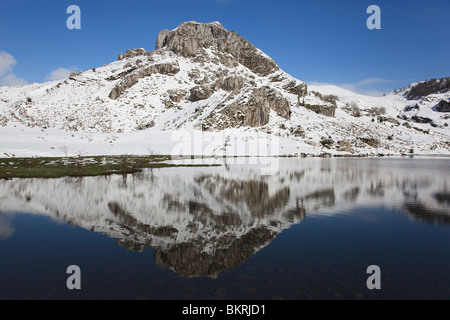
[0,157,449,299]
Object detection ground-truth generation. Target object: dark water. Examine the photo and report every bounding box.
[0,157,449,300]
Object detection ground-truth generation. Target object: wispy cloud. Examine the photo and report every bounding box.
[46,66,80,81]
[0,51,16,77]
[339,78,394,93]
[0,51,27,87]
[1,73,28,86]
[309,78,395,97]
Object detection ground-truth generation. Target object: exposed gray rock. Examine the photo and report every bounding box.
[109,63,180,100]
[190,86,213,102]
[377,116,400,125]
[289,125,305,138]
[155,29,171,50]
[105,67,137,81]
[284,80,307,107]
[404,104,420,112]
[359,137,380,148]
[411,116,433,124]
[304,104,336,117]
[397,77,450,100]
[155,21,279,76]
[241,87,290,127]
[402,122,412,129]
[69,72,78,80]
[262,87,290,120]
[202,87,290,129]
[337,140,353,153]
[437,100,450,112]
[137,120,155,130]
[117,48,147,61]
[218,75,244,92]
[283,80,307,97]
[167,89,187,102]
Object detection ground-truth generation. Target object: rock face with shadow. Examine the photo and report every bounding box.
[154,226,277,277]
[155,21,279,77]
[437,100,450,112]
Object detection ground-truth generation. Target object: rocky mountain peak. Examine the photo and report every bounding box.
[155,21,279,76]
[1,21,448,157]
[395,77,450,100]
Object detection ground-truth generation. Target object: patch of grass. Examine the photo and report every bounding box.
[320,138,334,149]
[0,155,221,179]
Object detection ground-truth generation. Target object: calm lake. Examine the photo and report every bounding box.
[0,157,449,300]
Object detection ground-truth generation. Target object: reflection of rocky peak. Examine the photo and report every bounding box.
[402,201,450,225]
[154,226,277,278]
[107,173,305,277]
[194,175,291,217]
[155,21,279,76]
[0,159,449,277]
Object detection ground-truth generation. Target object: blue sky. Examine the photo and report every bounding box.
[0,0,449,95]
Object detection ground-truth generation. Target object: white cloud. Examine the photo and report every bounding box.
[45,67,79,81]
[309,78,394,97]
[348,88,388,97]
[0,51,17,78]
[354,77,393,86]
[0,73,28,86]
[0,51,28,87]
[339,78,394,95]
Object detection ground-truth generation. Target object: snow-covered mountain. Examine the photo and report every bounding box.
[0,21,449,157]
[394,77,450,100]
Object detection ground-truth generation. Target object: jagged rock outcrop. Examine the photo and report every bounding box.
[283,80,307,97]
[377,116,400,126]
[241,87,290,127]
[155,21,279,76]
[202,86,290,130]
[437,100,450,112]
[154,226,277,277]
[117,48,147,61]
[190,85,213,102]
[304,104,336,117]
[396,77,450,100]
[411,116,433,124]
[167,89,187,102]
[217,75,244,92]
[109,62,180,100]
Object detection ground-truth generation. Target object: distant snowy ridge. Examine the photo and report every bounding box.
[394,77,450,100]
[0,21,449,157]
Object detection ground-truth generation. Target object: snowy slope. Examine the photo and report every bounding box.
[0,21,449,158]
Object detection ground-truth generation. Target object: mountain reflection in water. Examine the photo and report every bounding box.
[0,158,448,278]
